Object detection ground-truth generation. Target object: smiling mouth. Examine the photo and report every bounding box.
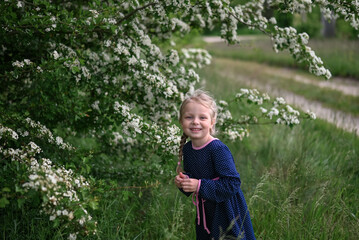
[190,128,201,131]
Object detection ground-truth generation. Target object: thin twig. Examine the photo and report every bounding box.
[118,2,158,25]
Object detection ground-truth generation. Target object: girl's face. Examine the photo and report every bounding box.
[180,101,215,147]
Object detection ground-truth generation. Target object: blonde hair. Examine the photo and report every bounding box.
[176,89,217,174]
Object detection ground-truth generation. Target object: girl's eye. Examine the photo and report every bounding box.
[200,117,207,120]
[185,116,192,119]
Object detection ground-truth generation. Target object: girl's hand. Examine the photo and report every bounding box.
[174,172,187,188]
[181,178,199,193]
[175,175,183,188]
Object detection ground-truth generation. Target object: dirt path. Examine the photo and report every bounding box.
[212,58,359,135]
[203,36,261,43]
[263,67,359,97]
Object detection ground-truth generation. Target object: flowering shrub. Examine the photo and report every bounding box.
[0,118,96,239]
[0,0,356,238]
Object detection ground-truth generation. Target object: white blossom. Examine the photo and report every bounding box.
[306,110,317,120]
[52,50,60,60]
[89,10,99,18]
[16,1,24,8]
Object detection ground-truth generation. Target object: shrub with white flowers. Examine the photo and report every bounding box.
[0,0,355,238]
[0,120,96,239]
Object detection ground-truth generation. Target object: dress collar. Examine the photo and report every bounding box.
[192,138,218,150]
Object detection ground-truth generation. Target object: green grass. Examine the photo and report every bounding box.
[205,36,359,79]
[92,186,196,240]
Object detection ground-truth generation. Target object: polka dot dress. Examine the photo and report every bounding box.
[180,139,256,240]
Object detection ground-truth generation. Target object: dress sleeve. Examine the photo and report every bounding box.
[198,144,241,202]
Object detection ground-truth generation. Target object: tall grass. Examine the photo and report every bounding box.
[92,186,196,240]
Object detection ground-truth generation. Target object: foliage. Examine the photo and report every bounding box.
[1,0,359,239]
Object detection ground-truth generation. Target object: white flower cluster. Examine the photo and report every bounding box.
[22,157,92,225]
[110,132,138,151]
[91,100,100,111]
[181,48,212,69]
[264,97,301,125]
[25,118,74,150]
[52,50,60,60]
[218,90,308,138]
[11,59,43,76]
[168,49,180,66]
[0,124,96,239]
[16,1,24,8]
[89,10,99,18]
[223,127,249,141]
[114,101,181,155]
[0,124,19,140]
[154,124,182,155]
[314,0,359,31]
[217,100,233,125]
[50,43,93,82]
[306,110,317,120]
[171,18,190,33]
[43,14,57,32]
[272,26,332,79]
[114,101,147,140]
[236,88,270,105]
[12,59,32,68]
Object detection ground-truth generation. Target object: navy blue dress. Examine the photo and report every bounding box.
[180,139,256,240]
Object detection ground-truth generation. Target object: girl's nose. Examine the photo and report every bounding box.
[192,117,199,124]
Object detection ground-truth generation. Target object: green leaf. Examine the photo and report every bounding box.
[122,191,130,201]
[2,187,11,193]
[53,219,60,228]
[15,185,24,194]
[74,208,85,218]
[71,66,80,74]
[89,200,98,210]
[17,198,26,208]
[0,197,10,208]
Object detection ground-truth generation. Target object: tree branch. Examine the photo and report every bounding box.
[118,2,158,25]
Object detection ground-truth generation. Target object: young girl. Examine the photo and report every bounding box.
[175,90,256,240]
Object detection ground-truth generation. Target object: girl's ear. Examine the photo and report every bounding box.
[211,118,216,127]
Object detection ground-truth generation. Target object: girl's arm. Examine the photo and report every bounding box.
[198,144,242,202]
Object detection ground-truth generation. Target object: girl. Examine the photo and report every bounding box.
[174,90,256,240]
